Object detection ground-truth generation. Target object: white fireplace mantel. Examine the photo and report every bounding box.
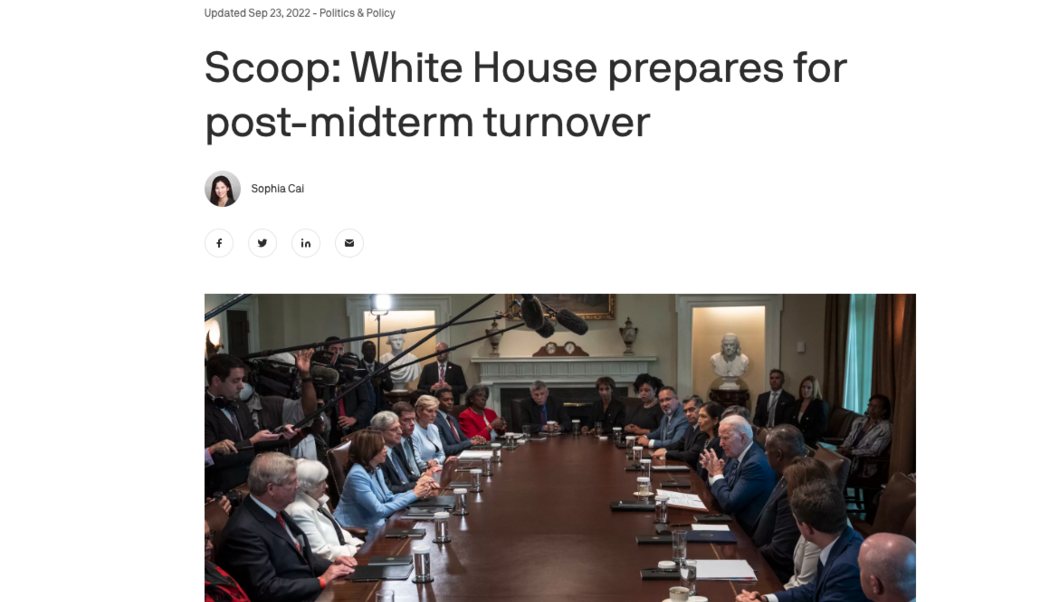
[471,356,657,414]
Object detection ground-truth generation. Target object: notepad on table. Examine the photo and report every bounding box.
[652,464,690,472]
[655,490,707,511]
[458,450,493,459]
[693,559,757,581]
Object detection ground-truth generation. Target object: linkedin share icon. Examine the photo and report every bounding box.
[292,229,320,258]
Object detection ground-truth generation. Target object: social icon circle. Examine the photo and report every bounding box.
[206,229,233,258]
[335,229,364,258]
[249,229,277,258]
[292,229,321,258]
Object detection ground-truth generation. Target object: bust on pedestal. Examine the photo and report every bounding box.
[708,333,751,407]
[379,333,420,391]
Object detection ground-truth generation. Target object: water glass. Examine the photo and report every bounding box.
[376,592,395,602]
[411,545,433,583]
[641,458,652,479]
[522,425,532,440]
[491,443,502,463]
[632,445,643,463]
[572,419,581,435]
[655,495,669,523]
[636,476,651,497]
[625,436,636,459]
[594,422,604,436]
[671,529,688,564]
[469,468,483,492]
[433,511,451,543]
[613,427,622,444]
[679,559,696,594]
[482,456,493,477]
[452,488,468,515]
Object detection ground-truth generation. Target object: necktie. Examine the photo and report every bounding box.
[316,506,347,545]
[224,409,243,439]
[275,514,301,553]
[448,416,461,440]
[404,437,422,475]
[540,404,547,426]
[387,449,408,482]
[439,363,445,381]
[768,392,778,427]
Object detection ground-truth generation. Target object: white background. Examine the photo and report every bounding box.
[3,0,1039,599]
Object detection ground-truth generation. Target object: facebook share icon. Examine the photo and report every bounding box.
[205,229,233,258]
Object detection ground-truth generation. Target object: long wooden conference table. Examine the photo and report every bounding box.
[318,434,783,602]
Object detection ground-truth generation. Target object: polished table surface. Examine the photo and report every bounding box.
[318,435,783,602]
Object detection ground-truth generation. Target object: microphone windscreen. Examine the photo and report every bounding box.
[535,321,556,338]
[520,296,546,330]
[555,309,589,335]
[310,364,341,386]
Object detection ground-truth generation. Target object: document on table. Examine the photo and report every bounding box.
[691,559,757,581]
[690,524,730,531]
[655,490,707,510]
[458,450,493,459]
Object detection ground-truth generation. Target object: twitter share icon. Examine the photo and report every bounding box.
[249,229,277,258]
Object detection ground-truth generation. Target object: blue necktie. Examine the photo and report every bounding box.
[540,404,547,426]
[387,449,408,482]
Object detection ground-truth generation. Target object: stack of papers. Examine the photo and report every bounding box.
[691,559,756,581]
[458,450,493,459]
[689,524,729,531]
[655,490,707,510]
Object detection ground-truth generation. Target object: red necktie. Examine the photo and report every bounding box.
[449,418,460,440]
[439,364,445,381]
[275,514,301,553]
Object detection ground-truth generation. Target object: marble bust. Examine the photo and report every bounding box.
[710,333,750,389]
[379,333,420,391]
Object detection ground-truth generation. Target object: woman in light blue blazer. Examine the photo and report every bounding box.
[333,430,435,532]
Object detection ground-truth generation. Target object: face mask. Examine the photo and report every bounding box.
[240,383,254,401]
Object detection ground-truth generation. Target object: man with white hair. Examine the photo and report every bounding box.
[700,415,776,534]
[370,410,439,493]
[286,459,365,561]
[217,453,356,602]
[858,533,916,602]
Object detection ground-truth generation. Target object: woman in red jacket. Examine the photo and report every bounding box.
[458,384,507,440]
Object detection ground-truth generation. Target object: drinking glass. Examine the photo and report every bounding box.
[522,425,531,440]
[679,559,696,594]
[671,529,688,564]
[594,422,603,436]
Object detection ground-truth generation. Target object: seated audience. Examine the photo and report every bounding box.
[700,416,776,534]
[838,394,894,479]
[392,402,439,480]
[370,410,438,494]
[433,386,486,454]
[754,369,797,429]
[858,533,916,602]
[286,459,365,560]
[458,384,508,440]
[636,386,689,449]
[736,481,868,602]
[217,453,356,602]
[205,354,296,495]
[518,380,572,433]
[412,395,449,465]
[693,401,725,480]
[652,395,707,464]
[334,430,436,533]
[752,425,806,583]
[780,457,846,590]
[624,373,664,435]
[789,375,829,448]
[206,520,251,602]
[582,376,627,434]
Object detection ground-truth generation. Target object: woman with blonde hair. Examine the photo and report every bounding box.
[789,375,829,448]
[412,395,447,466]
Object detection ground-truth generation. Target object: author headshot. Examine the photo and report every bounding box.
[205,171,241,208]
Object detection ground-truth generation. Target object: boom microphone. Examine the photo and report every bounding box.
[555,309,589,335]
[535,320,555,338]
[310,364,341,386]
[520,295,546,330]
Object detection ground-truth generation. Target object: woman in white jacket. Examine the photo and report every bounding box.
[285,459,365,560]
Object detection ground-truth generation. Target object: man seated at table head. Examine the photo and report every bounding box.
[519,380,572,433]
[736,480,869,602]
[636,386,689,449]
[432,386,487,454]
[858,533,916,602]
[371,410,438,493]
[751,424,806,583]
[216,452,356,602]
[700,415,775,534]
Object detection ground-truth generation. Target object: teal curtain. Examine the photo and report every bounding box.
[842,294,876,414]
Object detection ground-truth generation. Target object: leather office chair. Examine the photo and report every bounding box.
[901,506,916,542]
[205,499,231,557]
[754,426,769,448]
[509,399,525,433]
[821,407,859,446]
[813,446,852,491]
[322,435,368,540]
[870,472,916,536]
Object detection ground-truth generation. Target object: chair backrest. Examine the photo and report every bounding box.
[449,404,466,420]
[509,399,525,433]
[621,397,642,421]
[901,506,916,542]
[826,406,859,441]
[813,446,852,491]
[871,472,916,536]
[205,499,230,557]
[325,438,353,510]
[754,426,768,448]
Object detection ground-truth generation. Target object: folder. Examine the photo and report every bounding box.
[610,501,655,512]
[639,568,679,580]
[652,465,691,472]
[345,564,413,581]
[409,496,456,508]
[384,529,425,539]
[368,555,414,566]
[635,531,736,544]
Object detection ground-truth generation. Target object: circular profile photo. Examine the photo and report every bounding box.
[205,171,242,207]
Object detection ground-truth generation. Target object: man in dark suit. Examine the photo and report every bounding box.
[217,453,356,602]
[652,396,708,468]
[433,387,487,455]
[360,340,394,413]
[371,410,438,493]
[205,354,296,495]
[701,416,776,534]
[751,424,806,583]
[754,369,797,429]
[417,342,467,398]
[518,380,572,433]
[327,353,374,444]
[736,481,869,602]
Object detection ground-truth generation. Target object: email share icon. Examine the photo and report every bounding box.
[335,229,363,257]
[344,239,355,247]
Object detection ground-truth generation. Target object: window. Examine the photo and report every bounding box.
[842,294,876,414]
